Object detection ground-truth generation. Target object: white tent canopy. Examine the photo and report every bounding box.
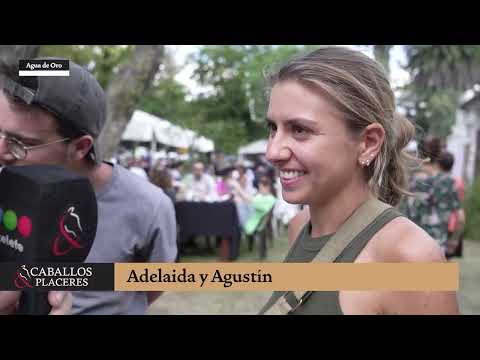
[238,139,268,155]
[121,111,157,143]
[122,110,214,153]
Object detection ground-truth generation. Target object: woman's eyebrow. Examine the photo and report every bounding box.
[266,117,316,125]
[283,118,317,127]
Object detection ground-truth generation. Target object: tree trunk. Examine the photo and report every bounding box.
[373,45,392,78]
[0,45,40,64]
[99,45,165,160]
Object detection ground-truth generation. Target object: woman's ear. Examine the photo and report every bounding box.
[358,123,385,166]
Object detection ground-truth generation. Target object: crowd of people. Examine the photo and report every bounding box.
[123,154,301,238]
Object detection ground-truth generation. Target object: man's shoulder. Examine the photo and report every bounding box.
[115,164,148,185]
[113,164,173,207]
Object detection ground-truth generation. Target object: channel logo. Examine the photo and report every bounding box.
[14,265,33,289]
[52,206,85,256]
[12,264,93,289]
[0,208,32,253]
[0,208,32,237]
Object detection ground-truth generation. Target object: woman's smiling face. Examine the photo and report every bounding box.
[266,80,363,206]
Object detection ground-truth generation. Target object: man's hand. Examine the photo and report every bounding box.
[0,291,72,315]
[0,291,20,315]
[47,291,72,315]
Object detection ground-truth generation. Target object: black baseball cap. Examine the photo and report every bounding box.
[0,57,106,163]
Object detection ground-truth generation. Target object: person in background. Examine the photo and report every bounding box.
[253,164,267,189]
[229,165,257,227]
[150,160,176,205]
[437,151,466,259]
[212,150,226,175]
[216,167,235,200]
[169,161,183,182]
[401,136,462,256]
[243,176,277,236]
[128,158,148,180]
[181,161,217,202]
[272,169,301,237]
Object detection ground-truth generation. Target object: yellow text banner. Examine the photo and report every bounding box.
[114,263,459,291]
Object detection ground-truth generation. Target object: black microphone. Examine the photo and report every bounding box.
[0,165,98,314]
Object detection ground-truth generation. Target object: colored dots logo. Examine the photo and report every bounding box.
[18,216,32,238]
[1,210,32,238]
[3,210,17,231]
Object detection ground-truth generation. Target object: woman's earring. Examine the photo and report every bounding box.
[366,154,375,166]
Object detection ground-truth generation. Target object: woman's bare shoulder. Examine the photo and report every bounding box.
[370,217,458,315]
[372,216,445,263]
[287,207,310,246]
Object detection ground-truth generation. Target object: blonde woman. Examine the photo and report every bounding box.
[260,47,459,315]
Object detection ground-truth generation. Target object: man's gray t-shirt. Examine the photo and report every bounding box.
[71,163,177,315]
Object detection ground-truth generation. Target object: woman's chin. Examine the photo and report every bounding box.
[282,191,306,205]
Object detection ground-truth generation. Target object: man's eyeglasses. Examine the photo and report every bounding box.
[0,130,70,160]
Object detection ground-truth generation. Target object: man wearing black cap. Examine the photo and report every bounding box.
[0,58,177,315]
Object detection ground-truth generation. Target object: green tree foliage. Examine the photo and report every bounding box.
[399,86,460,138]
[37,45,336,155]
[139,77,191,124]
[39,45,164,158]
[406,46,480,91]
[401,45,480,138]
[139,45,320,154]
[373,45,393,76]
[39,45,133,88]
[189,45,320,152]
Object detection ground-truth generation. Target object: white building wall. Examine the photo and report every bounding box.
[447,108,479,185]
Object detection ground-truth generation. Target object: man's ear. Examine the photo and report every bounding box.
[69,135,94,162]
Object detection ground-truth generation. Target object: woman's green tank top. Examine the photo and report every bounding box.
[283,207,403,315]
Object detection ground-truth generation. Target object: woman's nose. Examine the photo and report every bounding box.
[266,135,292,165]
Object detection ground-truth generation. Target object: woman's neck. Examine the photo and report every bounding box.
[308,182,371,238]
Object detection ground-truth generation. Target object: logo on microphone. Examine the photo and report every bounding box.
[14,264,33,289]
[0,208,31,253]
[52,206,84,256]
